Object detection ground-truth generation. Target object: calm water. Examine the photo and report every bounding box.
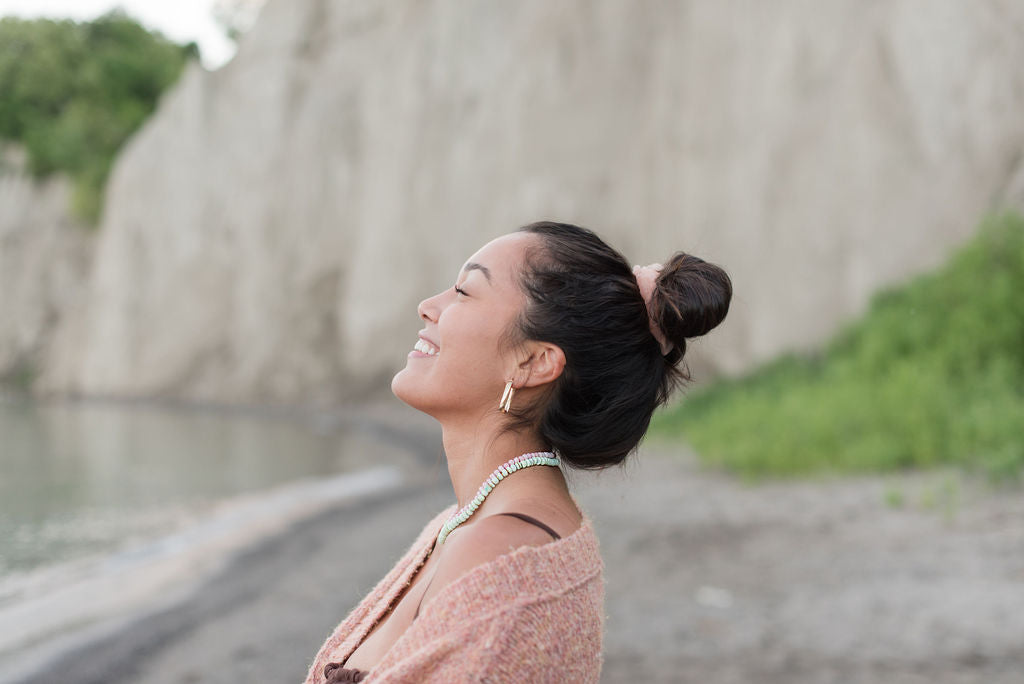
[0,396,425,579]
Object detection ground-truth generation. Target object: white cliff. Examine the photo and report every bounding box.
[0,145,94,390]
[32,0,1024,405]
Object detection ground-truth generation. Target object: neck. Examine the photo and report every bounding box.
[439,415,561,511]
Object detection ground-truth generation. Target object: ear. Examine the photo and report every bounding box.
[515,341,566,388]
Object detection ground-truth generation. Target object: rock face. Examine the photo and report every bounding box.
[33,0,1024,405]
[0,145,94,390]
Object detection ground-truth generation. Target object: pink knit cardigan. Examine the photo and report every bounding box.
[304,504,605,683]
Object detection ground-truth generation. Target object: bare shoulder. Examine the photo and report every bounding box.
[418,514,555,609]
[440,513,555,571]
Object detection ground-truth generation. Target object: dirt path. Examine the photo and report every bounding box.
[586,443,1024,683]
[17,443,1024,684]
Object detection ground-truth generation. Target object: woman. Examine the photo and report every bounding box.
[304,221,731,683]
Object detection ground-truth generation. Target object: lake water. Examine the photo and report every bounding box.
[0,395,437,583]
[0,394,444,679]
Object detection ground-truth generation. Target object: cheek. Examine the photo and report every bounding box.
[440,336,495,379]
[439,317,507,377]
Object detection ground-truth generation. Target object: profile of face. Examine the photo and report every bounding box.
[391,232,545,421]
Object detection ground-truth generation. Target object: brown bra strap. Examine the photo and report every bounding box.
[494,512,562,540]
[413,512,561,619]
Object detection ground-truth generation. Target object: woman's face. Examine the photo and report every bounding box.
[391,232,537,420]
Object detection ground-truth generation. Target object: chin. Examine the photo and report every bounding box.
[390,368,411,402]
[392,370,459,424]
[391,368,428,412]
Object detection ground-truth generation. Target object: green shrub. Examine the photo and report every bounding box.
[653,211,1024,482]
[0,12,196,224]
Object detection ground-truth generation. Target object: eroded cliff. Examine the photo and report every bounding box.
[28,0,1024,405]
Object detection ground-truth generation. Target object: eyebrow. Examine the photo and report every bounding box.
[462,262,492,283]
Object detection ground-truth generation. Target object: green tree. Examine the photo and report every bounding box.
[0,11,195,224]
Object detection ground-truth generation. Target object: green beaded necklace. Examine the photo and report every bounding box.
[436,451,561,545]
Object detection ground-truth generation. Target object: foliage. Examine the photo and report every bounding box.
[0,11,196,224]
[652,211,1024,482]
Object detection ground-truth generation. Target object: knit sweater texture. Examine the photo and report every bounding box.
[304,504,605,683]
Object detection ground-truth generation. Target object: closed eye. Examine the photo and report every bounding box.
[454,285,469,296]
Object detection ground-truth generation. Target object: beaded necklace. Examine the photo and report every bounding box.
[436,451,561,545]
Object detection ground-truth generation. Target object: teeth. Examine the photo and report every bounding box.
[414,339,439,356]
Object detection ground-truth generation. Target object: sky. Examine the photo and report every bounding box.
[0,0,239,69]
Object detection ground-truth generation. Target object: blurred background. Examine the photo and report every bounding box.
[1,1,1023,683]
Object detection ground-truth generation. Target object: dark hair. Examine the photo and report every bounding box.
[508,221,732,469]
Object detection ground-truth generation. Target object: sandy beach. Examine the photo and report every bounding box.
[6,441,1024,684]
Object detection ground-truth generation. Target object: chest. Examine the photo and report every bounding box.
[340,540,442,671]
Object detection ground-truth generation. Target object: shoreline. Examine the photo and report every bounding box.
[3,475,456,684]
[0,467,406,684]
[0,392,444,684]
[5,445,1024,683]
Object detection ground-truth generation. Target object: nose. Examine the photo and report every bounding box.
[418,290,443,323]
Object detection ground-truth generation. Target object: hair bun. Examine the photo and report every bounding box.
[652,252,732,349]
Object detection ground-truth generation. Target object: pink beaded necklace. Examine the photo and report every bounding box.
[436,451,561,544]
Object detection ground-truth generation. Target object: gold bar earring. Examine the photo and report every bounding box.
[500,381,514,413]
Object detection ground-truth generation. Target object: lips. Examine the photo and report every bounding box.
[413,336,440,356]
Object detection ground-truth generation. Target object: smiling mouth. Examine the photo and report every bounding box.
[413,338,439,356]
